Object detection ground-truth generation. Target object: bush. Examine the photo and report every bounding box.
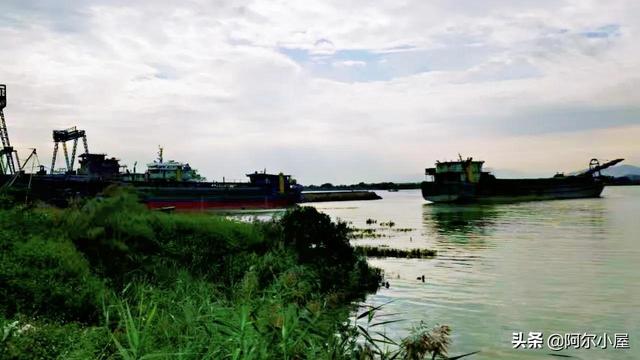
[62,192,268,286]
[0,192,389,359]
[0,235,104,322]
[281,207,354,266]
[0,318,111,360]
[280,207,380,295]
[151,213,265,281]
[62,193,158,284]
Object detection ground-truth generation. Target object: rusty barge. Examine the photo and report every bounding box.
[421,157,623,204]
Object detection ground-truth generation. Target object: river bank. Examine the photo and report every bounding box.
[0,190,381,359]
[0,190,468,359]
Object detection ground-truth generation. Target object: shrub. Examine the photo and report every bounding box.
[280,207,381,295]
[62,193,158,284]
[151,213,265,281]
[0,235,104,322]
[281,207,355,267]
[62,192,268,286]
[0,192,391,359]
[401,323,452,360]
[0,318,111,360]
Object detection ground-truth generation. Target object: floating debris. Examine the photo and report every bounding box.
[355,246,437,258]
[349,225,414,239]
[392,227,414,232]
[301,191,381,202]
[349,228,387,239]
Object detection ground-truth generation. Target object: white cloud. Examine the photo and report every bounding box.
[0,0,638,184]
[332,60,366,68]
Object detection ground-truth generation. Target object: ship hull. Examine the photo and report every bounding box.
[421,176,605,204]
[145,198,295,211]
[136,185,300,210]
[1,174,112,206]
[1,175,302,210]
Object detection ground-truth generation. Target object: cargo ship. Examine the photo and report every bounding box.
[123,148,303,210]
[421,157,623,204]
[0,84,302,210]
[1,149,303,210]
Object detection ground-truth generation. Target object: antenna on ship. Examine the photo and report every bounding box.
[158,146,163,163]
[0,84,20,175]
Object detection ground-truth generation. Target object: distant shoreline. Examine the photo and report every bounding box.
[303,176,640,191]
[304,182,421,192]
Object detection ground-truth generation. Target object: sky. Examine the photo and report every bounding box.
[1,0,639,183]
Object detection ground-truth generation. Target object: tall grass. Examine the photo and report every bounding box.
[0,189,475,359]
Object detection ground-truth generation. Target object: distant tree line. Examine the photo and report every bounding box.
[304,181,422,191]
[303,175,640,190]
[605,175,640,186]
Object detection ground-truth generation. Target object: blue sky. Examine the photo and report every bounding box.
[0,0,638,183]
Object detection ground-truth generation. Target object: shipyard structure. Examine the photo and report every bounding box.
[0,85,303,210]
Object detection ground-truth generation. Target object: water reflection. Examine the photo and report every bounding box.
[423,204,500,245]
[315,189,640,360]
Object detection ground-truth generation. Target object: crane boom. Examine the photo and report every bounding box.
[582,158,625,176]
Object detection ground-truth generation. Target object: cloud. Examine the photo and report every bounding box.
[311,38,336,55]
[332,60,366,68]
[581,24,621,39]
[0,0,639,184]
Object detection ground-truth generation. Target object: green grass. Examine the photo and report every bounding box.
[0,189,470,359]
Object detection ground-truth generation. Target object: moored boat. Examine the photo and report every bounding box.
[0,84,302,210]
[421,157,623,204]
[1,149,303,210]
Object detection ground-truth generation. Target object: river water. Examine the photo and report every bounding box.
[308,187,639,359]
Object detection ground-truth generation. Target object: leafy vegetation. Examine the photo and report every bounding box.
[0,189,469,359]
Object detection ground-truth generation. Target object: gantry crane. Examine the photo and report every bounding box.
[51,126,89,174]
[0,84,21,175]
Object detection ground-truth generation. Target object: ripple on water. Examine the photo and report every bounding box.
[314,187,640,360]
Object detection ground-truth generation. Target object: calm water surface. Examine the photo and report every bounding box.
[309,187,639,359]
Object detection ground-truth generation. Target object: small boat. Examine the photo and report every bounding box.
[421,157,623,204]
